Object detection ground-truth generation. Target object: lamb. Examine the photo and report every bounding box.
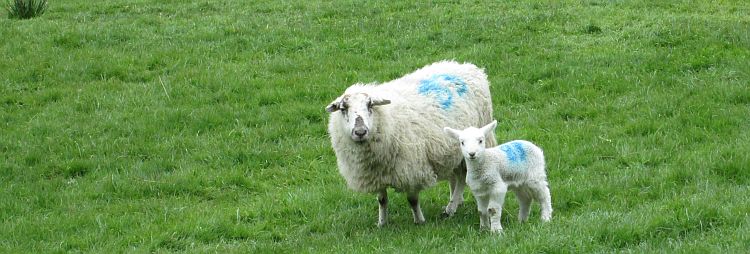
[325,61,496,227]
[443,120,552,233]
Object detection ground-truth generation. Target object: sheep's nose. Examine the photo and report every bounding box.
[468,152,476,157]
[354,129,367,137]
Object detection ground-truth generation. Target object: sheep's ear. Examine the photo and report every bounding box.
[325,102,339,113]
[443,127,460,139]
[325,97,343,113]
[370,96,391,107]
[481,120,498,135]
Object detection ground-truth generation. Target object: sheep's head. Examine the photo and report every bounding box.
[326,93,391,142]
[444,120,497,160]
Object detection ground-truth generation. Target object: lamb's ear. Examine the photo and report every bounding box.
[443,127,460,139]
[325,97,343,113]
[370,96,391,107]
[481,120,498,135]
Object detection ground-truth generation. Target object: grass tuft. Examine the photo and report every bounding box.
[583,24,602,34]
[5,0,47,19]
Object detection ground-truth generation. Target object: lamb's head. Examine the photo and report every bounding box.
[326,92,391,142]
[444,120,497,160]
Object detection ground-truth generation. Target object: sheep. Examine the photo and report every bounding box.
[443,120,552,233]
[325,61,496,227]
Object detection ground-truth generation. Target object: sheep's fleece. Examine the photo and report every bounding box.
[326,60,495,223]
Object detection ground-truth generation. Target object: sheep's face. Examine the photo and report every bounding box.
[326,93,391,142]
[444,120,497,160]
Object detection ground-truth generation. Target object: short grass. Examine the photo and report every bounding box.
[1,0,749,253]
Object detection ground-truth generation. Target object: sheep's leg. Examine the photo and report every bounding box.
[488,186,508,233]
[443,168,466,217]
[377,189,388,227]
[475,195,490,230]
[515,189,532,223]
[442,177,458,217]
[407,192,426,224]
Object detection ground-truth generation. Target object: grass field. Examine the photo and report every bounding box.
[1,0,749,252]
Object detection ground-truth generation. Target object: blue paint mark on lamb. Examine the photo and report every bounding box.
[499,141,527,164]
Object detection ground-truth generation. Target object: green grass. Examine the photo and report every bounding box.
[1,0,749,252]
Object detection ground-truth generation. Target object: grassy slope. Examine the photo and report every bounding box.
[1,0,749,252]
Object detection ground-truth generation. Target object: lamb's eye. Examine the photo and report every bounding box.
[460,141,464,146]
[479,140,483,144]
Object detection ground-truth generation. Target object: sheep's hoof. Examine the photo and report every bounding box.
[441,209,455,218]
[442,205,459,218]
[414,219,426,225]
[377,218,387,228]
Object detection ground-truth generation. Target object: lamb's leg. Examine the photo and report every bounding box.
[407,192,426,224]
[516,189,532,223]
[530,180,553,222]
[488,186,508,233]
[443,168,466,217]
[377,189,388,227]
[475,195,490,230]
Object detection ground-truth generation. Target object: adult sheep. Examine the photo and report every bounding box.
[325,60,496,227]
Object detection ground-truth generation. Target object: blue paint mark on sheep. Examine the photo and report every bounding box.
[418,80,454,109]
[499,141,527,164]
[417,74,469,110]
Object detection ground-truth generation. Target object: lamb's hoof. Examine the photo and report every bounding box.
[490,228,504,234]
[414,219,426,225]
[541,213,552,222]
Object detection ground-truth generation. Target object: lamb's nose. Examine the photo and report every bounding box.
[468,152,476,157]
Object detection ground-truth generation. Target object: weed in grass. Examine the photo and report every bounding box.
[5,0,46,19]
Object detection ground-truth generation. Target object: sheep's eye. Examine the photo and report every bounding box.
[479,140,483,144]
[460,141,464,146]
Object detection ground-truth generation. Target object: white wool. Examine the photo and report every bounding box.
[326,61,496,226]
[328,60,496,193]
[444,121,552,233]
